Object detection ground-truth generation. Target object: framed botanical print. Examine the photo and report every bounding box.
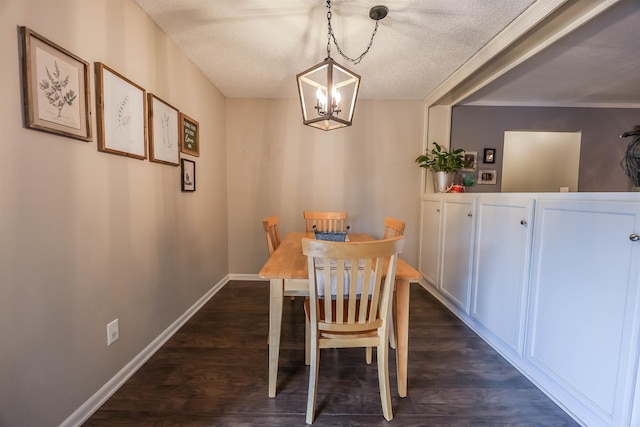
[148,94,180,166]
[181,159,196,191]
[21,26,92,141]
[180,112,200,157]
[95,62,147,159]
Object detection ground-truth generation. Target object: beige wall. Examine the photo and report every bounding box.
[227,99,425,274]
[0,1,228,425]
[1,1,427,425]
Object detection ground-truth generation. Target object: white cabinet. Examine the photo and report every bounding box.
[419,197,442,287]
[470,197,533,354]
[526,199,640,426]
[439,197,476,313]
[418,193,640,426]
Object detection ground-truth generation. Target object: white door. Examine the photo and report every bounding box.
[471,197,534,354]
[439,197,476,313]
[420,197,442,287]
[527,199,640,426]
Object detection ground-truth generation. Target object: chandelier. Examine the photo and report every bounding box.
[296,1,388,131]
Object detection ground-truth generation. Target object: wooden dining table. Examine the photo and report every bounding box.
[258,231,422,398]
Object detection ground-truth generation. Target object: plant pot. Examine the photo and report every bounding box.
[433,171,454,193]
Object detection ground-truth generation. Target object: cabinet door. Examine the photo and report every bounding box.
[527,199,640,426]
[420,197,442,286]
[471,197,533,354]
[440,197,476,313]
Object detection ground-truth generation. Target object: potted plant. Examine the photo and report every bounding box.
[415,142,464,192]
[621,127,640,191]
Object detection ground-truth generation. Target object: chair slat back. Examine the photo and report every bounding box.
[383,217,406,239]
[303,211,347,232]
[262,215,281,255]
[302,236,404,335]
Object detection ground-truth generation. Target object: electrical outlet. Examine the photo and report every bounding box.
[107,319,119,346]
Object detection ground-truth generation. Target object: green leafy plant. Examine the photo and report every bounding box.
[621,128,640,187]
[415,142,464,173]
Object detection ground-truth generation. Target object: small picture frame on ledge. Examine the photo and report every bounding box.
[478,169,497,185]
[181,159,196,192]
[462,151,477,171]
[484,148,496,164]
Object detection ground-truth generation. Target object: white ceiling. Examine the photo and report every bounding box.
[133,0,640,108]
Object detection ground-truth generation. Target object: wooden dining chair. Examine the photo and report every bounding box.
[364,217,407,364]
[262,215,296,309]
[303,211,347,232]
[302,236,405,424]
[383,216,406,239]
[262,215,281,255]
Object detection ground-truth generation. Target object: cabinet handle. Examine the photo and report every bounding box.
[520,220,527,226]
[630,234,640,241]
[436,209,440,212]
[467,213,472,217]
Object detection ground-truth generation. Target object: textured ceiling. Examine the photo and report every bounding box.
[133,0,640,107]
[132,0,535,100]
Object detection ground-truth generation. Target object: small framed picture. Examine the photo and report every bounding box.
[180,112,200,157]
[148,94,180,166]
[181,159,196,192]
[484,148,496,164]
[462,151,477,171]
[21,26,92,141]
[478,169,497,185]
[96,62,147,159]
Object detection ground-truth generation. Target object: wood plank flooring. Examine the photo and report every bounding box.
[83,281,578,426]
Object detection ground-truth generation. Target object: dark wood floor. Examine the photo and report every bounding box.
[84,281,578,426]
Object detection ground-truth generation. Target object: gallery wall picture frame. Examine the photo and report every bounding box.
[95,62,147,159]
[180,112,200,157]
[462,151,478,171]
[148,94,180,166]
[181,159,196,192]
[21,26,92,142]
[484,148,496,164]
[478,169,498,185]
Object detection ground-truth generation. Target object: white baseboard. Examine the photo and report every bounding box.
[60,275,230,427]
[228,273,266,281]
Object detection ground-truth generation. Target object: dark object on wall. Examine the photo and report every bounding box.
[181,159,196,192]
[180,113,200,157]
[484,148,496,163]
[620,126,640,187]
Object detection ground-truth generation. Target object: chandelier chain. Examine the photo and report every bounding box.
[326,0,381,65]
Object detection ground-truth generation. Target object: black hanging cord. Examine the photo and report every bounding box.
[325,0,385,65]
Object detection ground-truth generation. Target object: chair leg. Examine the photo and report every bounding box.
[388,312,397,350]
[305,316,311,366]
[306,341,320,424]
[365,347,372,364]
[377,342,393,421]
